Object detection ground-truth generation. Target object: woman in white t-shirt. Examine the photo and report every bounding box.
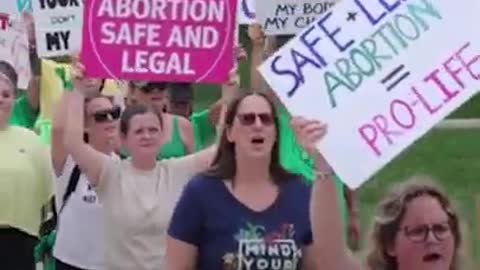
[63,61,219,270]
[51,80,121,270]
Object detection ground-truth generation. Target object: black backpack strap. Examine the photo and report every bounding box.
[39,164,81,236]
[59,164,81,213]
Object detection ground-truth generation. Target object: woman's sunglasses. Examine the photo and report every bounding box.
[402,221,451,243]
[130,81,167,93]
[91,106,121,123]
[236,113,274,126]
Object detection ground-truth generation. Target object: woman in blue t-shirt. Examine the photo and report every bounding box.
[167,92,332,270]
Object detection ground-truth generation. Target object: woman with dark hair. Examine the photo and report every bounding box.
[248,24,360,247]
[310,173,468,270]
[63,61,218,270]
[0,60,53,270]
[166,92,330,269]
[168,82,194,118]
[51,78,120,270]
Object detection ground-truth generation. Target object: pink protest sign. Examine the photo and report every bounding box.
[81,0,236,83]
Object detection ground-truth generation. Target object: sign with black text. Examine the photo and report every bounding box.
[32,0,83,57]
[256,0,337,35]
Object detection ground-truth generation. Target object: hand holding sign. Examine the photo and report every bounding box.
[248,24,266,46]
[291,116,331,171]
[235,45,247,63]
[72,55,102,97]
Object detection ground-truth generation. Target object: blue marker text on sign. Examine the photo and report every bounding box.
[259,0,480,188]
[269,0,441,107]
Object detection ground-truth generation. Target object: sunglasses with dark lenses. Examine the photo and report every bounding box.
[92,106,121,123]
[140,82,167,93]
[402,222,451,243]
[237,113,274,126]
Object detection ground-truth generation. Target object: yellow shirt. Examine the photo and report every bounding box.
[0,126,54,237]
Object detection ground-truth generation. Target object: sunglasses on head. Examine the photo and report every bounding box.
[92,106,121,123]
[236,113,274,126]
[402,221,451,243]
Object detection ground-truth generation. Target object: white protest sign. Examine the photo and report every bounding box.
[256,0,336,35]
[0,6,31,89]
[238,0,256,24]
[32,0,83,57]
[259,0,480,188]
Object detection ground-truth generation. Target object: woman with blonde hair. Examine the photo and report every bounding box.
[0,60,53,270]
[310,172,468,270]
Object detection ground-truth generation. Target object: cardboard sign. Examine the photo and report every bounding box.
[32,0,84,57]
[81,0,237,84]
[238,0,255,24]
[0,7,31,89]
[259,0,480,188]
[256,0,336,35]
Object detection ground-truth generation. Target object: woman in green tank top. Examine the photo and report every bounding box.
[125,81,193,159]
[157,115,191,159]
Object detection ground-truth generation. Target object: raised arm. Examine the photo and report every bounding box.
[291,117,363,270]
[345,186,361,250]
[24,12,40,111]
[51,92,72,176]
[248,24,268,92]
[63,61,108,186]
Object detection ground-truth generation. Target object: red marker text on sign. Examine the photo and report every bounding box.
[359,42,480,157]
[0,13,9,31]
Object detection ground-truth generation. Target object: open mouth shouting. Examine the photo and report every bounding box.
[422,252,443,263]
[250,135,266,148]
[251,136,265,145]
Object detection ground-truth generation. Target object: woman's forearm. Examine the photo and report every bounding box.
[64,90,85,148]
[63,90,105,186]
[51,93,73,175]
[310,170,361,270]
[250,42,267,92]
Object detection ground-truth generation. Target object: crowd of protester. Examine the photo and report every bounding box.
[0,11,470,270]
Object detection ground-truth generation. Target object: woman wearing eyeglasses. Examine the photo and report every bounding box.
[64,60,218,270]
[310,174,468,270]
[167,92,331,270]
[127,81,194,159]
[50,77,121,270]
[0,61,53,270]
